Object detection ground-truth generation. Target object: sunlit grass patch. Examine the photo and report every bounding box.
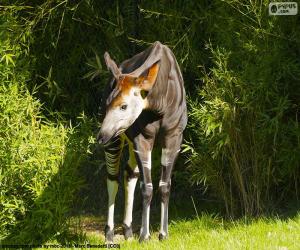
[43,213,300,250]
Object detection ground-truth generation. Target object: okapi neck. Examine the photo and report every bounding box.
[145,97,165,116]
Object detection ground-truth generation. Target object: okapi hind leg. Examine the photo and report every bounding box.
[104,136,124,243]
[123,164,139,239]
[159,133,182,240]
[123,139,139,240]
[105,177,118,243]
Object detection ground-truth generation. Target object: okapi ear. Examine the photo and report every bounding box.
[138,62,160,91]
[130,41,162,78]
[104,52,121,79]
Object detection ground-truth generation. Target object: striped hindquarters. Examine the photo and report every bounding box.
[104,135,125,181]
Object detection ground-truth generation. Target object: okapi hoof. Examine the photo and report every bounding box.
[158,233,168,241]
[104,225,114,243]
[123,223,133,240]
[139,233,151,243]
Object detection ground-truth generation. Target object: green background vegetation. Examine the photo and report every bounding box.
[0,0,299,247]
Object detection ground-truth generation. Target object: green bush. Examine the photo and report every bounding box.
[0,72,96,243]
[1,2,299,239]
[0,8,96,242]
[187,1,300,216]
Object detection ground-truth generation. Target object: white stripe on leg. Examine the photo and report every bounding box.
[123,170,138,227]
[160,202,167,236]
[140,205,150,237]
[141,151,152,170]
[107,179,118,229]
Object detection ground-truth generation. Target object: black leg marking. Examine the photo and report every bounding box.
[107,173,119,182]
[105,225,114,243]
[159,232,167,241]
[125,163,140,180]
[123,223,133,240]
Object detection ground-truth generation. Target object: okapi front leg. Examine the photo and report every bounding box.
[104,136,124,243]
[134,136,154,242]
[159,134,182,240]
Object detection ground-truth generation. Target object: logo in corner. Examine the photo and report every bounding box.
[269,2,298,15]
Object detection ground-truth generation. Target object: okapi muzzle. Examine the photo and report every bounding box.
[97,52,160,144]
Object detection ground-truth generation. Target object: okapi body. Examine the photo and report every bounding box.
[97,41,187,242]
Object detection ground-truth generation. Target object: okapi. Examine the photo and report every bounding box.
[97,41,187,242]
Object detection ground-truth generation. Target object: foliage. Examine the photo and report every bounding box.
[187,1,300,215]
[5,0,138,119]
[0,7,96,243]
[0,2,299,246]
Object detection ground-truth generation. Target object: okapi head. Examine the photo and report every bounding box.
[97,51,160,144]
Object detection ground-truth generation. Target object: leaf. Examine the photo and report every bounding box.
[0,53,15,66]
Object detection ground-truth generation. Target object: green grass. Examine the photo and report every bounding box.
[37,213,300,250]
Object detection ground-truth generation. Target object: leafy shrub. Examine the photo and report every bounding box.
[1,1,299,234]
[187,1,300,216]
[0,9,96,242]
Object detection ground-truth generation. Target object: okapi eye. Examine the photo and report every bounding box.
[120,104,127,111]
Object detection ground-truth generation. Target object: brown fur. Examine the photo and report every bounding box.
[109,63,160,109]
[110,76,134,108]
